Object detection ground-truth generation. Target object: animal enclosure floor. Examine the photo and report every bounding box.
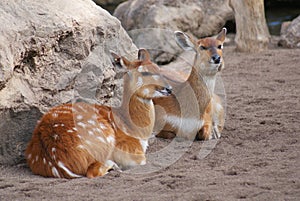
[1,46,300,201]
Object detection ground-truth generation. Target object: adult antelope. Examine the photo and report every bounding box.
[153,28,226,140]
[25,49,172,178]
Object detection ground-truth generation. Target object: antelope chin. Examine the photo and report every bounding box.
[217,63,223,72]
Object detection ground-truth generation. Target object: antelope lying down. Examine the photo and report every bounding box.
[154,28,226,140]
[25,49,172,178]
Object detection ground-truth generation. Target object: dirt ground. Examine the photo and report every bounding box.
[0,42,299,201]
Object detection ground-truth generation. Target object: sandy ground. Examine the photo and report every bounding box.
[0,43,299,201]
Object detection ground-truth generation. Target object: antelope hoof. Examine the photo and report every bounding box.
[106,160,122,172]
[212,126,221,139]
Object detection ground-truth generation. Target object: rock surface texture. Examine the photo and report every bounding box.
[114,0,233,63]
[0,0,137,165]
[279,15,300,48]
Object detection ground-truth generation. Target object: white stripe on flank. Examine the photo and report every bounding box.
[57,161,81,178]
[51,167,60,178]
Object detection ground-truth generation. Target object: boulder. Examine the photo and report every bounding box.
[0,0,137,165]
[93,0,126,13]
[278,15,300,48]
[93,0,126,6]
[114,0,233,63]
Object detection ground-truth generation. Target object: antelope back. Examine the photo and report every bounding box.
[25,102,115,178]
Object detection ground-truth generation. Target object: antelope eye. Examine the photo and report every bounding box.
[199,46,207,50]
[217,45,223,49]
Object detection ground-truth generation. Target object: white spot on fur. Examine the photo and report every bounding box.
[142,88,150,96]
[136,77,143,87]
[43,158,46,164]
[77,145,85,149]
[52,113,58,118]
[51,167,60,178]
[106,136,115,144]
[100,123,107,130]
[73,127,78,131]
[61,123,64,127]
[67,130,73,133]
[93,127,102,133]
[77,122,86,128]
[138,66,144,72]
[76,115,83,120]
[52,147,56,153]
[152,75,160,80]
[48,161,52,166]
[57,161,81,178]
[88,130,94,136]
[53,124,59,127]
[153,91,164,98]
[53,134,58,140]
[35,155,39,162]
[97,136,106,143]
[85,140,92,145]
[27,154,32,159]
[88,119,96,125]
[77,134,82,139]
[77,105,87,113]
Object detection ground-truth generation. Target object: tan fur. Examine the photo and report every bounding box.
[154,28,226,140]
[25,49,171,178]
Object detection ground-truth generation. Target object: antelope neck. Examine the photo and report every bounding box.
[192,56,217,95]
[114,92,155,139]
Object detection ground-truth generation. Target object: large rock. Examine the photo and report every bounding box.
[93,0,126,13]
[0,0,137,165]
[114,0,233,63]
[278,15,300,48]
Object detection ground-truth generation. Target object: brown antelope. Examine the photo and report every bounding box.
[153,28,226,140]
[25,49,172,178]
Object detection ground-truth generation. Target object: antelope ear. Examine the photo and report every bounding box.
[216,28,227,42]
[138,48,151,61]
[174,31,195,51]
[109,50,130,69]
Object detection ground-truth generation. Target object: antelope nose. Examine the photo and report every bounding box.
[165,85,172,94]
[212,54,221,64]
